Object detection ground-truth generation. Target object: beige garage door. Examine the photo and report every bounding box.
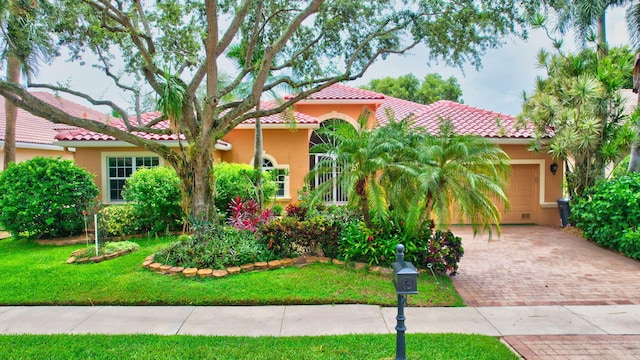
[499,164,538,224]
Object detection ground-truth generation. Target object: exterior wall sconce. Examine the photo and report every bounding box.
[550,163,558,175]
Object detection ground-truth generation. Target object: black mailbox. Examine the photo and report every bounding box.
[392,244,419,295]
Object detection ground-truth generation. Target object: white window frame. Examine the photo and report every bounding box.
[101,151,164,204]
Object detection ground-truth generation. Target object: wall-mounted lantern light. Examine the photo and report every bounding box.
[550,163,558,175]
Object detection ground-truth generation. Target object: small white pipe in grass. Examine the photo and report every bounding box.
[94,214,99,256]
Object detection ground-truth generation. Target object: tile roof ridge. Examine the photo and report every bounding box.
[332,83,386,99]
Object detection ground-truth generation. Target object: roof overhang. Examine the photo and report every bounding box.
[53,140,232,151]
[293,99,383,106]
[234,123,319,130]
[0,141,69,152]
[487,138,535,145]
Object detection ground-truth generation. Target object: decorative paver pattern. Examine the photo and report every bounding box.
[503,335,640,360]
[452,225,640,359]
[451,225,640,307]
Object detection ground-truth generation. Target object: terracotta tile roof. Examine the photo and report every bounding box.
[0,92,109,145]
[285,83,385,101]
[241,101,318,125]
[55,111,183,141]
[377,97,535,138]
[56,103,317,142]
[285,83,534,138]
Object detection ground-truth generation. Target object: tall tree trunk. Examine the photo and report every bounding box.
[596,12,608,59]
[356,178,371,228]
[3,54,21,169]
[253,104,264,208]
[176,150,216,233]
[629,92,640,172]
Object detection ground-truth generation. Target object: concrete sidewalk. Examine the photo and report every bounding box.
[1,304,639,337]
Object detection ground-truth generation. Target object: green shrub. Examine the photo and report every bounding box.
[572,173,640,259]
[122,166,183,234]
[270,203,284,216]
[98,204,141,237]
[339,220,399,266]
[213,162,276,214]
[0,157,98,239]
[338,217,464,275]
[154,226,271,269]
[257,212,345,258]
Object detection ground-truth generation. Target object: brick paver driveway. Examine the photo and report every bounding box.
[451,225,640,307]
[451,225,640,359]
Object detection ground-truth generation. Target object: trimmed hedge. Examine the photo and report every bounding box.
[572,173,640,259]
[0,157,98,239]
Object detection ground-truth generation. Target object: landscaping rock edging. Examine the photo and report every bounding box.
[142,255,395,279]
[67,248,135,264]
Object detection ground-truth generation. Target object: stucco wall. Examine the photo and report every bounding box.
[221,127,313,203]
[0,148,73,170]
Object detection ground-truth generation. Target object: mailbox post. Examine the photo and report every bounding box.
[392,244,419,360]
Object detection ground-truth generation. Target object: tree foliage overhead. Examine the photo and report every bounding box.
[360,73,463,104]
[517,46,636,198]
[0,0,552,225]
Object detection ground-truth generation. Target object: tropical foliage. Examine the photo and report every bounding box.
[517,46,636,197]
[308,110,510,237]
[213,162,276,215]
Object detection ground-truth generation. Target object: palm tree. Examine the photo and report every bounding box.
[389,120,510,237]
[556,0,631,56]
[308,110,404,228]
[0,0,56,168]
[626,3,640,172]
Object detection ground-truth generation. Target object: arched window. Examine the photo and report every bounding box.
[259,155,289,199]
[309,119,349,204]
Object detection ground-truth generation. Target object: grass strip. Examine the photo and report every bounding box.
[0,334,518,359]
[0,237,463,307]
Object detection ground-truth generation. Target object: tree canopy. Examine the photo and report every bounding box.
[360,73,462,104]
[0,0,553,226]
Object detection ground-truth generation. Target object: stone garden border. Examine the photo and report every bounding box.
[67,248,136,264]
[142,255,395,279]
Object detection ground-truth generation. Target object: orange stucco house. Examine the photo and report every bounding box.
[52,83,563,226]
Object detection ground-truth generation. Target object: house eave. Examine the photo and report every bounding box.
[487,138,534,145]
[54,140,232,151]
[0,141,69,152]
[234,123,319,130]
[294,99,383,105]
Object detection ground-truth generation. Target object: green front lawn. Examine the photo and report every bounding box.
[0,236,463,307]
[0,334,518,360]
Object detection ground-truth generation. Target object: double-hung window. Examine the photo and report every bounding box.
[105,155,160,202]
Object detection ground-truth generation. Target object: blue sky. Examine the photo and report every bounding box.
[33,7,630,117]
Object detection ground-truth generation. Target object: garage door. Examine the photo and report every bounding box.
[498,164,538,224]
